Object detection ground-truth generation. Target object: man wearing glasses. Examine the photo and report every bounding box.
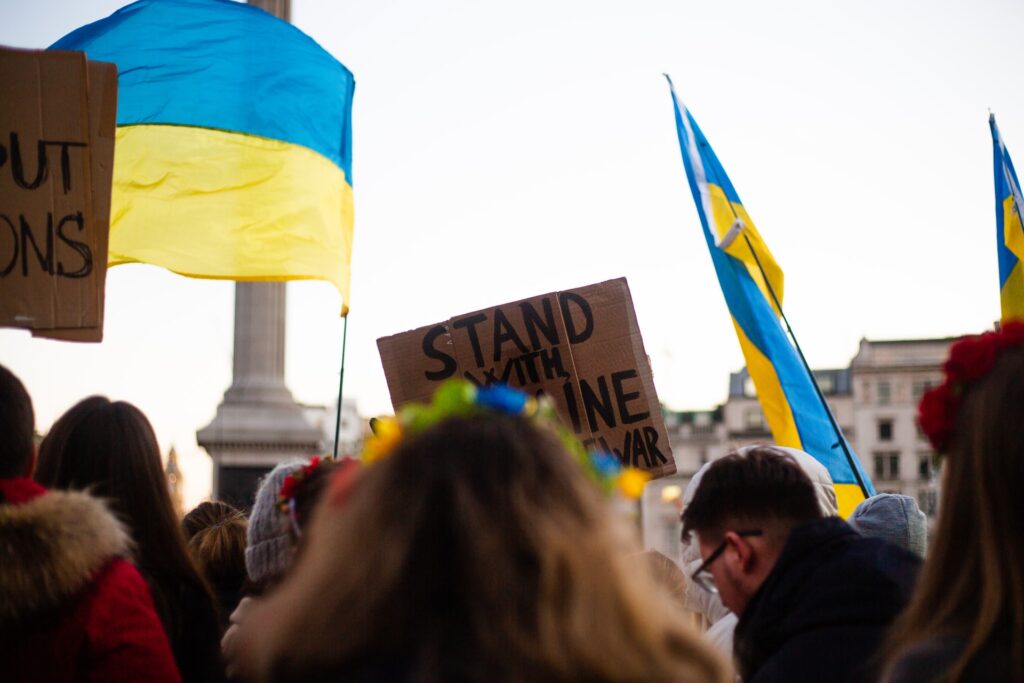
[681,447,921,683]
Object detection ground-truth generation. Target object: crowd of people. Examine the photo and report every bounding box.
[0,321,1021,682]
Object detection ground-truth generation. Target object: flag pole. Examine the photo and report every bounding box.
[332,314,349,459]
[734,229,871,498]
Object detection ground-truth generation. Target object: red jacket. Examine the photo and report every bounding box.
[0,478,182,683]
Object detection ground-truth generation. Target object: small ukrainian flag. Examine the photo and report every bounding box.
[989,114,1024,322]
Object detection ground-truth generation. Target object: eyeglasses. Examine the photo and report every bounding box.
[689,529,763,594]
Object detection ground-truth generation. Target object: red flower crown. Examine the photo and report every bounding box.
[918,321,1024,453]
[277,456,329,521]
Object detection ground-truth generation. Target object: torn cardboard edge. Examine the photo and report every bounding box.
[0,47,115,343]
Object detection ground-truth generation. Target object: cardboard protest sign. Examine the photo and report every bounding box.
[0,47,115,341]
[32,59,117,342]
[378,278,676,478]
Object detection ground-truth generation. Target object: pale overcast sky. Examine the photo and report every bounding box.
[2,0,1022,506]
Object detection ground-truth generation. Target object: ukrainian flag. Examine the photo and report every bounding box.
[666,77,874,517]
[51,0,355,313]
[990,114,1024,322]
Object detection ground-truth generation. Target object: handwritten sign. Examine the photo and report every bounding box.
[378,278,676,478]
[0,48,116,341]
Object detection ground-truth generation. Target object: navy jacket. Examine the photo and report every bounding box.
[734,517,921,683]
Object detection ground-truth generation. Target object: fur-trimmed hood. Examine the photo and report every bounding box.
[0,484,133,625]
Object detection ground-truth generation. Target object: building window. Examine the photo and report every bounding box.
[912,379,933,402]
[878,419,894,441]
[918,488,938,516]
[873,451,900,480]
[877,381,891,405]
[743,377,757,398]
[816,373,835,394]
[698,448,709,466]
[745,408,765,430]
[918,452,933,480]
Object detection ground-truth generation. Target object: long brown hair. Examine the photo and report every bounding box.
[36,397,219,654]
[244,414,729,683]
[883,347,1024,681]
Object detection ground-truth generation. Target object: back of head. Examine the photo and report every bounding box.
[35,397,213,642]
[248,412,728,683]
[886,329,1024,681]
[183,501,248,592]
[245,457,337,591]
[848,494,927,557]
[245,461,303,589]
[0,364,34,480]
[682,446,822,545]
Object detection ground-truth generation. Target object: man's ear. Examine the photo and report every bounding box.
[724,530,755,573]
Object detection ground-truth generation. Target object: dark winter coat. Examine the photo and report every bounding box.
[884,630,1016,683]
[734,516,921,683]
[0,477,181,683]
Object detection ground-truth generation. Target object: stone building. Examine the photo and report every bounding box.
[642,336,955,563]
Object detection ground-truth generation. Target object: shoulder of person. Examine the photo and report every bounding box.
[884,636,964,683]
[0,488,132,626]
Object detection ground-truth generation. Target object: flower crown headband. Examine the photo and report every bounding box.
[277,455,331,536]
[362,379,651,498]
[918,321,1024,453]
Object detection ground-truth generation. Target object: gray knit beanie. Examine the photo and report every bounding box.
[848,493,928,557]
[245,460,303,585]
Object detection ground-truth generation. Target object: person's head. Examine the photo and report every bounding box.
[244,411,728,683]
[677,445,836,623]
[245,457,338,591]
[245,461,303,589]
[681,446,822,615]
[183,501,248,599]
[848,493,927,557]
[0,364,35,479]
[885,326,1024,681]
[635,550,688,606]
[35,396,214,635]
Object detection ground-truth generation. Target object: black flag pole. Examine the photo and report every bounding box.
[731,225,870,499]
[332,314,349,459]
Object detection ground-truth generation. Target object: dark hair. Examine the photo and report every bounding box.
[36,397,223,678]
[0,364,34,478]
[884,346,1024,682]
[248,414,728,683]
[183,501,248,632]
[681,446,821,542]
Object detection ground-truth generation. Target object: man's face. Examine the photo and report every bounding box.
[697,533,755,616]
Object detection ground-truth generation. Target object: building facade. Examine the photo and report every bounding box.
[642,336,954,563]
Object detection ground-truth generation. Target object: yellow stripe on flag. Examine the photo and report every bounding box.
[110,124,354,313]
[835,483,867,520]
[732,318,802,448]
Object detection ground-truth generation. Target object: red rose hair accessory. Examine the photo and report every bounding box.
[918,321,1024,453]
[277,456,330,535]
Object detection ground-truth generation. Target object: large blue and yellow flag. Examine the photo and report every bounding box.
[52,0,355,313]
[990,114,1024,322]
[666,77,873,516]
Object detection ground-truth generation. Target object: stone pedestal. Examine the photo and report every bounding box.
[197,283,321,509]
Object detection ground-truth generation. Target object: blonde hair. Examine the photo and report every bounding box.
[245,414,728,682]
